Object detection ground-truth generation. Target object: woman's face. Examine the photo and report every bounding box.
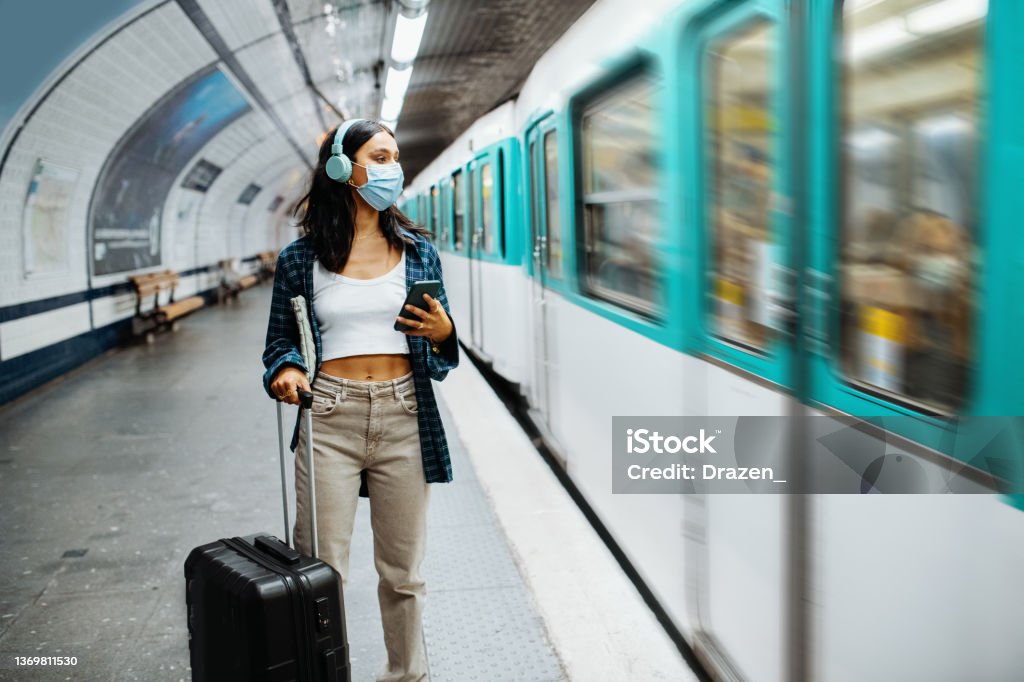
[348,130,399,187]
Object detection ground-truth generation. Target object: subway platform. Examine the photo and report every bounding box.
[0,283,694,682]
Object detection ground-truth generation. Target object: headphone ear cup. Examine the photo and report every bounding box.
[325,154,352,182]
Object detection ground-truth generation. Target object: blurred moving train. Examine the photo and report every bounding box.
[397,0,1024,680]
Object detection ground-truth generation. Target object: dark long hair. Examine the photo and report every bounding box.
[290,118,428,272]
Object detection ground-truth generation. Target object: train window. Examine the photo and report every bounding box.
[544,131,563,279]
[579,72,661,315]
[705,19,778,350]
[452,170,464,252]
[481,162,494,254]
[431,185,441,245]
[839,0,985,413]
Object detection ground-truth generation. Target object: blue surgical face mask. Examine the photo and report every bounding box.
[349,161,404,211]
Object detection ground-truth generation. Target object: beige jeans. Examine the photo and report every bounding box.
[293,369,430,682]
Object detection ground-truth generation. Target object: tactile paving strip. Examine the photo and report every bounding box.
[418,394,567,681]
[422,523,525,593]
[425,477,495,529]
[422,586,565,682]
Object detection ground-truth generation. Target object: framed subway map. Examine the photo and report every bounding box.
[23,158,78,277]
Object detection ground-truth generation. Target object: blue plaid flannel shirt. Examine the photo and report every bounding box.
[261,227,460,483]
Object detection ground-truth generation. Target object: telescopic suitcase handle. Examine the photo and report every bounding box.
[275,389,319,559]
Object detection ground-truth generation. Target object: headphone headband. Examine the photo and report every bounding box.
[330,117,366,156]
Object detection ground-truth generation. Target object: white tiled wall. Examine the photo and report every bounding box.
[188,118,298,266]
[0,1,312,363]
[0,3,215,306]
[162,109,273,272]
[271,89,323,151]
[197,0,280,51]
[234,32,308,106]
[0,302,91,359]
[251,164,308,252]
[91,291,137,329]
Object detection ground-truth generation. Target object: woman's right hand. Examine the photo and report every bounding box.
[271,367,311,405]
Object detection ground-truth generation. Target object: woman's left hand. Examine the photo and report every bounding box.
[397,293,453,343]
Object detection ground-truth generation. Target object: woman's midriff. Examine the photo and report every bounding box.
[320,353,412,381]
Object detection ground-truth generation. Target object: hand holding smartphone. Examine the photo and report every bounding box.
[394,280,442,332]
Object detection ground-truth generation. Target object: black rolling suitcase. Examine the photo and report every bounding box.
[185,390,351,681]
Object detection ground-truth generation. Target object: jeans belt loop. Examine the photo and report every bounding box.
[340,378,348,402]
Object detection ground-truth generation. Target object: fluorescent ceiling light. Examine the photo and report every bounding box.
[848,17,912,60]
[391,11,428,64]
[380,96,403,122]
[385,65,413,101]
[906,0,986,34]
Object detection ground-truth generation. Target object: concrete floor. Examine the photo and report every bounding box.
[0,283,564,681]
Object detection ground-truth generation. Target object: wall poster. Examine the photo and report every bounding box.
[23,158,78,277]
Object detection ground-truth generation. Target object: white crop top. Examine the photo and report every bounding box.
[313,250,410,360]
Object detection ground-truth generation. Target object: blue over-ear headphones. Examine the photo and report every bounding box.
[324,117,367,183]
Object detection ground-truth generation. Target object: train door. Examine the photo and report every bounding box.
[449,170,472,332]
[469,154,488,353]
[682,1,799,680]
[524,117,558,430]
[436,181,448,249]
[465,161,479,350]
[806,0,997,430]
[801,3,1024,680]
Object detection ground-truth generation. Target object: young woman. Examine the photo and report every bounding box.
[261,118,459,682]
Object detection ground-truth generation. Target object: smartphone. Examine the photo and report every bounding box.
[394,279,442,331]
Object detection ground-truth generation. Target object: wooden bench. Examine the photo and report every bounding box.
[128,270,205,342]
[258,250,277,280]
[218,259,261,303]
[218,259,242,303]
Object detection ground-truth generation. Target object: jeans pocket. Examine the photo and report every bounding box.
[398,388,419,415]
[309,389,338,417]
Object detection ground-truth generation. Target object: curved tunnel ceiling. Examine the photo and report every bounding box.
[0,0,152,136]
[1,0,597,275]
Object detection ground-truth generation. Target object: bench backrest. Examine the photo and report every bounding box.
[128,270,180,313]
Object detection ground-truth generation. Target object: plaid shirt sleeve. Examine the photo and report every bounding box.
[261,243,307,400]
[425,243,460,381]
